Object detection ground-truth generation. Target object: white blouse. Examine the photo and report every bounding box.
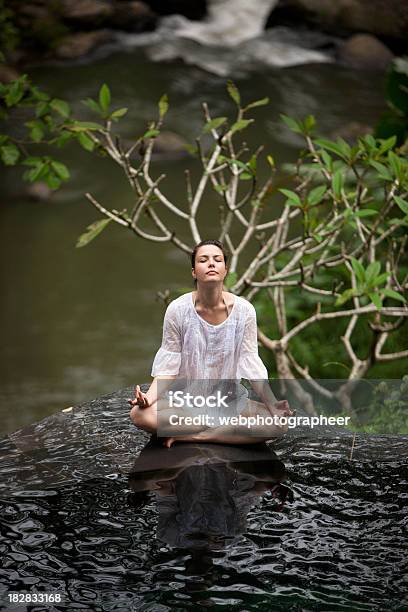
[151,292,268,380]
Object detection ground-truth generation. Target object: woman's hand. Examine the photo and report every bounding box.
[127,385,151,409]
[267,399,293,417]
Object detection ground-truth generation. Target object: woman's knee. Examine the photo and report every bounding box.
[129,406,157,433]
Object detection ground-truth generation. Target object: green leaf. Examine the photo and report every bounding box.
[25,162,48,182]
[321,150,333,171]
[308,185,326,206]
[373,272,390,285]
[99,84,111,113]
[366,261,381,285]
[229,119,253,136]
[25,120,44,143]
[355,209,378,217]
[69,121,104,132]
[314,138,347,159]
[368,292,382,310]
[335,288,358,306]
[267,154,275,169]
[35,101,49,118]
[303,114,316,132]
[279,188,301,206]
[143,129,160,139]
[53,130,73,147]
[78,132,95,151]
[378,135,397,154]
[394,196,408,215]
[46,174,62,190]
[0,144,20,166]
[158,94,168,119]
[351,257,365,284]
[239,172,253,180]
[280,114,302,134]
[50,98,70,119]
[388,151,402,178]
[382,288,407,303]
[224,272,237,288]
[51,161,70,180]
[5,79,24,107]
[111,107,128,120]
[369,160,392,181]
[76,218,112,248]
[202,116,227,134]
[332,170,343,199]
[82,98,101,114]
[244,97,269,111]
[227,80,240,106]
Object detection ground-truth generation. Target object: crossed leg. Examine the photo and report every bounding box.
[130,398,288,447]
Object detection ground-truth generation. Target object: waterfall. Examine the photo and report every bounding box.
[171,0,280,47]
[114,0,333,75]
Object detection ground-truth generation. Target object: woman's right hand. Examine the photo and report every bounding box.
[127,384,151,408]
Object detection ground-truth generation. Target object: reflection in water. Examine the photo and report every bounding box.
[128,439,292,606]
[129,439,292,550]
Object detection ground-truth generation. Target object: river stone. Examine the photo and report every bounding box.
[112,1,157,31]
[61,0,114,24]
[54,30,114,59]
[0,65,20,83]
[338,34,394,70]
[25,182,53,202]
[273,0,408,42]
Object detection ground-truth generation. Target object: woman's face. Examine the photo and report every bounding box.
[192,245,227,286]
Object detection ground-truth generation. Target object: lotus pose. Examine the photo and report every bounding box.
[129,239,292,446]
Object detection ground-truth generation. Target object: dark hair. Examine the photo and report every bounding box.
[191,239,228,269]
[191,240,228,287]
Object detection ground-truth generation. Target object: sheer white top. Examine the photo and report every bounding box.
[151,292,268,380]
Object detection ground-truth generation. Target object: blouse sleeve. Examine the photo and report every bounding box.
[151,301,182,376]
[237,303,268,380]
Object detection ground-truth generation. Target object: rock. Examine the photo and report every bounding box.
[273,0,408,43]
[338,34,394,70]
[152,131,189,157]
[54,30,113,59]
[0,65,20,83]
[61,0,114,25]
[112,1,157,31]
[25,182,52,202]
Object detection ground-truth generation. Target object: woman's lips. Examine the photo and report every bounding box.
[206,271,218,275]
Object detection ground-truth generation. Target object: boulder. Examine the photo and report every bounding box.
[0,65,20,83]
[112,1,157,31]
[25,182,53,202]
[273,0,408,43]
[338,34,394,70]
[54,30,113,59]
[61,0,114,25]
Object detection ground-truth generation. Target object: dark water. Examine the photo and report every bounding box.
[0,389,407,610]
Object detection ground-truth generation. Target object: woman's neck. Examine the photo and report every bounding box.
[195,284,224,309]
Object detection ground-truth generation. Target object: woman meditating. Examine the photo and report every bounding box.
[129,239,292,446]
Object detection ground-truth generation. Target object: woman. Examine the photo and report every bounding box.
[129,239,292,446]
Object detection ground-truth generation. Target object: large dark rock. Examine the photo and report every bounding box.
[271,0,408,45]
[61,0,115,26]
[54,30,114,59]
[111,1,157,31]
[338,33,394,71]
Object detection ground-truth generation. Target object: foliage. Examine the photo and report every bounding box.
[375,57,408,147]
[347,377,408,434]
[0,0,20,58]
